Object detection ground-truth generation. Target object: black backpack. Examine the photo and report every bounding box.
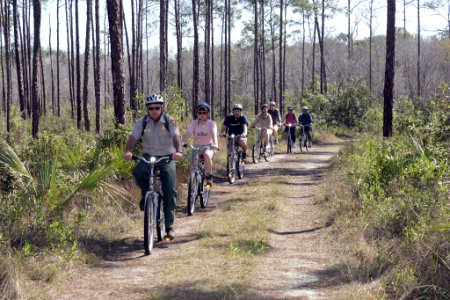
[140,114,170,140]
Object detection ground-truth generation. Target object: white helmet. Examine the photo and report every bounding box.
[145,94,164,105]
[302,106,308,110]
[232,104,243,110]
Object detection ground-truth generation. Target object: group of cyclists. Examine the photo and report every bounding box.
[123,94,313,242]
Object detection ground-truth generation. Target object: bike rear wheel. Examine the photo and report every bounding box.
[156,195,165,242]
[227,154,236,184]
[144,194,155,255]
[200,176,210,208]
[252,143,260,163]
[187,173,197,215]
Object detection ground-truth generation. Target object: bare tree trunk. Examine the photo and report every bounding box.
[31,0,41,138]
[75,0,82,128]
[321,0,327,93]
[301,9,305,96]
[279,0,283,110]
[220,9,224,116]
[57,0,60,116]
[160,0,168,92]
[107,0,125,125]
[39,48,46,114]
[210,0,215,119]
[94,0,101,132]
[227,0,231,113]
[174,0,183,91]
[2,0,12,132]
[192,0,199,116]
[383,0,396,138]
[417,0,421,98]
[270,0,277,103]
[260,0,266,104]
[66,0,74,119]
[348,0,351,59]
[12,0,26,118]
[0,3,5,116]
[49,17,55,115]
[369,0,373,92]
[82,0,92,131]
[205,0,211,105]
[254,0,259,114]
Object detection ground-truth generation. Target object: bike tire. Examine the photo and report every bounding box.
[237,155,244,179]
[299,136,303,152]
[144,194,155,255]
[156,195,165,242]
[252,144,260,163]
[200,176,210,208]
[187,174,197,215]
[227,155,236,184]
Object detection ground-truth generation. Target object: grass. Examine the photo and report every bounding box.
[146,176,285,299]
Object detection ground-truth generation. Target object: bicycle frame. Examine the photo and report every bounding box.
[226,134,244,184]
[132,155,170,255]
[185,144,212,215]
[252,128,273,163]
[284,123,297,153]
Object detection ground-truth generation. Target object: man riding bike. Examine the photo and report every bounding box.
[268,101,281,144]
[182,102,218,187]
[123,94,183,241]
[298,106,313,147]
[251,103,273,154]
[221,104,250,163]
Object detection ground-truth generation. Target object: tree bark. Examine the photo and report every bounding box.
[160,0,168,93]
[2,0,12,132]
[75,0,82,128]
[383,0,396,138]
[107,0,125,125]
[94,0,101,132]
[31,0,41,138]
[57,0,61,116]
[192,0,199,116]
[12,0,26,119]
[82,0,92,131]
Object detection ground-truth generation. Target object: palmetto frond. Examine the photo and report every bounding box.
[0,138,31,178]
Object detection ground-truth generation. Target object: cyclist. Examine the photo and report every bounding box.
[283,106,298,146]
[251,103,273,154]
[221,104,250,163]
[182,102,218,187]
[298,106,313,147]
[123,94,183,241]
[268,101,281,144]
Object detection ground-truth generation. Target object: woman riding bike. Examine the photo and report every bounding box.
[251,103,273,154]
[283,106,298,146]
[182,102,218,186]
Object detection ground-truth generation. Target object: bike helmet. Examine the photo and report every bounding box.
[302,106,308,110]
[144,94,164,105]
[197,102,211,112]
[261,103,269,109]
[269,101,276,106]
[232,104,243,110]
[287,106,293,111]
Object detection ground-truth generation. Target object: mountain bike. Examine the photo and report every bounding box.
[184,144,214,216]
[299,125,312,151]
[252,127,274,163]
[226,134,245,184]
[284,123,298,153]
[132,155,169,255]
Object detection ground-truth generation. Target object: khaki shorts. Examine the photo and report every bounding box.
[227,136,247,152]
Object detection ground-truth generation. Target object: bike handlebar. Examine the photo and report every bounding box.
[183,144,219,151]
[131,155,172,164]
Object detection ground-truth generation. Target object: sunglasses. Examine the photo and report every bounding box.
[147,106,161,111]
[198,111,208,115]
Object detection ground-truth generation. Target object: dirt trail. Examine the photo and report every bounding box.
[45,141,343,300]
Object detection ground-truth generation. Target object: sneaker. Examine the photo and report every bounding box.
[164,229,175,241]
[292,144,296,148]
[139,198,145,211]
[205,175,213,188]
[274,139,278,144]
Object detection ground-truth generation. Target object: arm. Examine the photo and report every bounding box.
[211,121,219,149]
[242,124,248,137]
[181,122,194,144]
[123,135,137,160]
[172,134,183,161]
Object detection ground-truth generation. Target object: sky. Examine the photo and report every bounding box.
[40,0,448,53]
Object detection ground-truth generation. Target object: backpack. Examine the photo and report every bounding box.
[140,114,170,140]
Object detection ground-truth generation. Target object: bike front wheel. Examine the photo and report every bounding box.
[156,195,165,242]
[227,154,236,184]
[252,143,260,163]
[237,154,244,179]
[144,194,155,255]
[187,173,198,215]
[200,176,210,208]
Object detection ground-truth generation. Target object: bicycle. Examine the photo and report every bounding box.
[132,155,169,255]
[184,144,214,216]
[226,134,245,184]
[299,125,312,151]
[252,127,274,163]
[284,123,298,153]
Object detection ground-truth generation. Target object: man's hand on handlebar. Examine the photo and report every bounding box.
[123,151,132,161]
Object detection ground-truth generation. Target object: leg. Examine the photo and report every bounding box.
[202,149,214,176]
[158,160,177,231]
[132,159,150,210]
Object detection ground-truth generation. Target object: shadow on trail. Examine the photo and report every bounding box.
[269,224,328,235]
